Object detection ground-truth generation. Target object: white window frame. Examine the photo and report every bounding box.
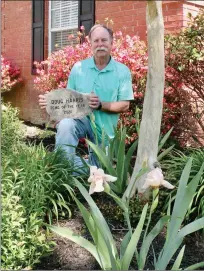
[48,0,79,54]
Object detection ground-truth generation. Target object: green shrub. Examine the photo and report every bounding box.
[5,143,77,222]
[1,170,54,270]
[1,103,24,158]
[162,148,204,222]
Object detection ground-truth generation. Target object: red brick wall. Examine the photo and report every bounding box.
[96,1,203,40]
[1,0,47,124]
[96,1,147,40]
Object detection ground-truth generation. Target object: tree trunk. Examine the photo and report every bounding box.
[123,1,165,200]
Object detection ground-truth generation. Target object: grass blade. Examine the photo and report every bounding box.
[167,158,193,237]
[120,231,131,259]
[185,261,204,270]
[171,245,185,270]
[156,162,204,270]
[158,145,175,161]
[158,127,173,153]
[138,216,170,270]
[74,180,118,269]
[116,128,126,193]
[74,197,111,269]
[124,140,138,180]
[177,217,204,239]
[121,204,148,270]
[86,140,116,176]
[49,225,101,266]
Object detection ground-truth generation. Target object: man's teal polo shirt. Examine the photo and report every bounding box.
[67,56,134,142]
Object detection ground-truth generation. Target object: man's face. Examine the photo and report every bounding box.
[90,27,113,58]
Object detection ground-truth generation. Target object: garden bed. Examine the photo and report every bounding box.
[21,122,204,270]
[37,210,204,270]
[2,114,204,270]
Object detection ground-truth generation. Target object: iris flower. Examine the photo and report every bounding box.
[88,166,117,195]
[142,167,175,190]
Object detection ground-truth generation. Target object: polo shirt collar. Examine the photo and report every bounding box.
[89,56,114,72]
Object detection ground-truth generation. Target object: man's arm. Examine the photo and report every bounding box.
[101,101,130,113]
[89,93,130,113]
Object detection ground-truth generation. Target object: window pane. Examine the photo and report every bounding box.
[51,9,60,28]
[51,29,78,52]
[51,1,60,10]
[50,0,79,52]
[51,0,78,29]
[61,7,78,28]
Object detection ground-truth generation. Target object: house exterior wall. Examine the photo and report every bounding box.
[95,1,203,40]
[1,0,47,124]
[1,0,203,124]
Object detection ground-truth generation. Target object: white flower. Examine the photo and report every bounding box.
[142,168,175,190]
[88,166,117,195]
[2,104,8,111]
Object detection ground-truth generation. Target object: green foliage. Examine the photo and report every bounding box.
[87,125,138,195]
[1,172,54,270]
[162,148,204,223]
[50,158,204,270]
[50,180,149,270]
[94,196,146,226]
[88,124,174,198]
[1,103,84,268]
[155,158,204,270]
[95,195,166,229]
[5,143,75,222]
[1,103,24,157]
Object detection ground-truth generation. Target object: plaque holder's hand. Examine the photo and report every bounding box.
[38,91,49,109]
[89,91,102,110]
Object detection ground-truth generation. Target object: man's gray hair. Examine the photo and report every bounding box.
[88,24,113,40]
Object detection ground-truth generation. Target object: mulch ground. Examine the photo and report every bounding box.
[36,209,204,270]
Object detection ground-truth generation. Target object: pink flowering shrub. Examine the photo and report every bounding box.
[34,31,147,93]
[34,31,182,144]
[34,36,91,92]
[1,56,22,93]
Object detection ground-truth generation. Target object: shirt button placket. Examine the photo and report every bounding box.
[93,72,100,94]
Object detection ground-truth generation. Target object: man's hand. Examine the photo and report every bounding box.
[38,91,49,109]
[89,92,101,110]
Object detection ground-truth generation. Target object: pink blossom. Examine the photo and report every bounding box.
[68,34,74,40]
[1,55,22,93]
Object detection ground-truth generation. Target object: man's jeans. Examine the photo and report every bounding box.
[55,117,99,169]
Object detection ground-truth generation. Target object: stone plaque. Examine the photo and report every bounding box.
[45,88,92,121]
